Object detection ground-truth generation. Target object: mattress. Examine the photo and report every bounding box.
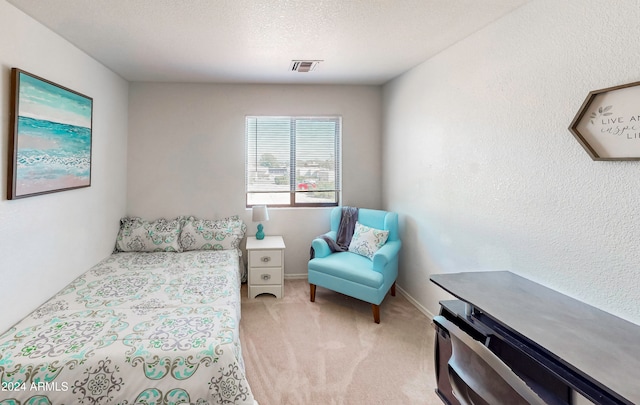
[0,250,255,404]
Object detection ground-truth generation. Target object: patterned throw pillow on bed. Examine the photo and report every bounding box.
[179,215,247,251]
[348,221,389,260]
[115,217,183,252]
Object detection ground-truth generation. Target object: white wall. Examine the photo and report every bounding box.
[0,1,129,331]
[383,0,640,325]
[127,83,382,276]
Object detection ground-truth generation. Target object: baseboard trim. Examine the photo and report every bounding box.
[285,274,435,320]
[396,284,435,320]
[284,273,309,280]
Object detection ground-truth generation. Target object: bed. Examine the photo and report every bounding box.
[0,216,257,405]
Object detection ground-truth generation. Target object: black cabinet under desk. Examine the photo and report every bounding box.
[430,271,640,405]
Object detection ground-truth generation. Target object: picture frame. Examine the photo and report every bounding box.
[569,81,640,161]
[7,68,93,199]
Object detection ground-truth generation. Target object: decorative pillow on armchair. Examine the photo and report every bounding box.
[116,217,183,252]
[348,221,389,259]
[179,215,247,251]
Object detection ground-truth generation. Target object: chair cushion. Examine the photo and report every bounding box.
[308,251,383,288]
[348,222,389,259]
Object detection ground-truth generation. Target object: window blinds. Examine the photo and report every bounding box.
[246,116,341,207]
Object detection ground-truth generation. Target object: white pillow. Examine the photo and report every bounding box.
[348,222,389,259]
[179,215,246,251]
[115,217,183,252]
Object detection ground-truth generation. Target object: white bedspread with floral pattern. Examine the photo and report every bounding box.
[0,250,255,405]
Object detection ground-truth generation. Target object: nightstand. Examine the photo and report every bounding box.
[246,235,286,299]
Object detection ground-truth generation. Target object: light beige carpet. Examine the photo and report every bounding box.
[240,279,443,405]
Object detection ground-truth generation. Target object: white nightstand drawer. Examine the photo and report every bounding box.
[249,267,281,285]
[249,250,282,268]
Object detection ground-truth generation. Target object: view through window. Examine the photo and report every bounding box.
[245,116,341,207]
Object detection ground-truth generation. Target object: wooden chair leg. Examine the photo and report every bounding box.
[391,281,396,297]
[372,304,380,324]
[310,284,316,302]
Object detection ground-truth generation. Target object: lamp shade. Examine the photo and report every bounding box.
[252,205,269,222]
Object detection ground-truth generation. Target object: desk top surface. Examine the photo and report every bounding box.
[430,271,640,404]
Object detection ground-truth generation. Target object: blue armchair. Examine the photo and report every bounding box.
[308,207,401,323]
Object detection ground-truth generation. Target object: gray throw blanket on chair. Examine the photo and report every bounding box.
[310,206,359,259]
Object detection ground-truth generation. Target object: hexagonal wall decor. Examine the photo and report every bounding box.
[569,81,640,160]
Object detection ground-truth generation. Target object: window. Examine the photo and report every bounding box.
[246,116,341,207]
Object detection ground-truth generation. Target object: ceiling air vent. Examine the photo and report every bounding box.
[290,60,322,72]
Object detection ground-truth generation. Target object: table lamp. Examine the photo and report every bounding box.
[252,205,269,240]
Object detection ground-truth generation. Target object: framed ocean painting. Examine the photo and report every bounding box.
[8,68,93,199]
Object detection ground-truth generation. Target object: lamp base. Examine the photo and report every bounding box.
[256,223,265,240]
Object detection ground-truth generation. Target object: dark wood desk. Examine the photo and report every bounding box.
[430,271,640,405]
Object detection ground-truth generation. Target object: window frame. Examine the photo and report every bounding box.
[245,115,342,208]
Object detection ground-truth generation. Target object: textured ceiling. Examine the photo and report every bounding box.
[7,0,529,84]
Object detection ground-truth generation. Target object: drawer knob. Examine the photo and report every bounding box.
[261,256,271,263]
[261,274,271,281]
